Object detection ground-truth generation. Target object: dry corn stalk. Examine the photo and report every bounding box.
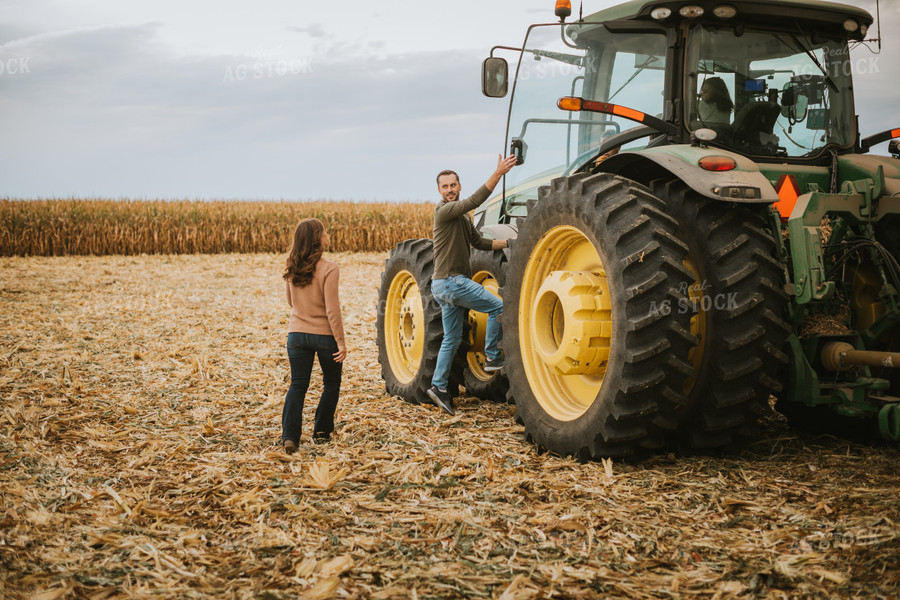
[0,198,434,256]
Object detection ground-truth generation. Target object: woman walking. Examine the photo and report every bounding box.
[281,218,347,454]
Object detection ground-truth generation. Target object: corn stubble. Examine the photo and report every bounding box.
[0,199,434,256]
[1,253,898,599]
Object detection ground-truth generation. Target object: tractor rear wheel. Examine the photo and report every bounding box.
[653,180,791,449]
[502,173,697,458]
[463,248,510,402]
[376,239,462,405]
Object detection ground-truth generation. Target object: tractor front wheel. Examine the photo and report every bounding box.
[376,239,462,404]
[463,248,510,402]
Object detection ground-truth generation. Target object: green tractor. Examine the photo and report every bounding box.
[376,0,900,458]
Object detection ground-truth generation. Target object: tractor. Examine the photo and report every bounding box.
[376,0,900,458]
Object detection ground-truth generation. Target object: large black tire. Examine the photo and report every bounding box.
[376,239,462,405]
[652,179,791,449]
[503,173,697,459]
[462,248,510,402]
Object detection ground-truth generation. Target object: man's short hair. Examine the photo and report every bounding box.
[436,170,459,186]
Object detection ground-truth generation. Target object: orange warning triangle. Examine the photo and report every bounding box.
[774,174,801,221]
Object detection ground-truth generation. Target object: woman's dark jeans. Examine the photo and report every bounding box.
[282,332,343,444]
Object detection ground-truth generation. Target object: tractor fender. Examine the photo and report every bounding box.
[596,145,779,203]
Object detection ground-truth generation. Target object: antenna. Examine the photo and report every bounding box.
[875,0,882,52]
[579,2,583,21]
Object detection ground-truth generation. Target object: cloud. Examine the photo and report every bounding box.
[288,23,326,38]
[0,22,507,200]
[2,0,896,200]
[0,23,34,45]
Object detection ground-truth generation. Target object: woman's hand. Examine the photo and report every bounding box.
[333,347,347,363]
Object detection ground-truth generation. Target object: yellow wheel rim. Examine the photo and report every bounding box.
[683,257,706,396]
[467,270,501,381]
[519,226,612,422]
[384,270,425,384]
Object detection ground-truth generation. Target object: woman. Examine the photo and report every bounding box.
[698,76,733,125]
[281,218,347,453]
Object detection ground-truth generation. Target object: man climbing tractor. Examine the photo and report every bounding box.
[427,155,517,415]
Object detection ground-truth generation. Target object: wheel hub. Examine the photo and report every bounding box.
[385,270,425,383]
[531,270,611,376]
[399,301,417,348]
[518,225,611,421]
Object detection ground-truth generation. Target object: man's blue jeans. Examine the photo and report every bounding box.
[430,274,503,391]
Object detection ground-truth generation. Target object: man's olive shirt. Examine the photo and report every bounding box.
[432,185,494,280]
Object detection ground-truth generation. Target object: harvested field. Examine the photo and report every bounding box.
[1,252,898,600]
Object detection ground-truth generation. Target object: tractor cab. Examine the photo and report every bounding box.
[481,0,873,224]
[684,23,855,158]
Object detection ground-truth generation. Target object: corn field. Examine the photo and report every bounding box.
[0,199,435,256]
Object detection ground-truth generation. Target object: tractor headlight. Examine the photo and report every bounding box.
[843,19,859,32]
[692,128,718,143]
[679,5,705,18]
[713,5,737,19]
[650,7,672,20]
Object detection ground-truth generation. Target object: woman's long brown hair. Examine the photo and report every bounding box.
[283,218,325,288]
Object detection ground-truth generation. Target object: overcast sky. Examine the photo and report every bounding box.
[0,0,896,202]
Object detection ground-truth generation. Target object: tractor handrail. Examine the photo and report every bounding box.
[860,128,900,153]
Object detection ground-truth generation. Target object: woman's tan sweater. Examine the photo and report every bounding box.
[286,258,346,351]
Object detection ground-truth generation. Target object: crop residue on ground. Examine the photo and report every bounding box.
[1,253,898,599]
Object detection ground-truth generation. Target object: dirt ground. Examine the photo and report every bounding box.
[1,253,898,600]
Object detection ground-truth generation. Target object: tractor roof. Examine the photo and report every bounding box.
[582,0,873,30]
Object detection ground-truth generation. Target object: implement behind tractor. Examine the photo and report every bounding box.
[376,0,900,458]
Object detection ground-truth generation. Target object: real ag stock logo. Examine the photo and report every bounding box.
[649,280,739,316]
[223,45,312,83]
[0,55,30,76]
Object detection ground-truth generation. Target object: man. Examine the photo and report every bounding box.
[427,154,518,415]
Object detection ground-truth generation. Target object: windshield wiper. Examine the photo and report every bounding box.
[786,29,839,93]
[609,55,660,102]
[527,48,584,68]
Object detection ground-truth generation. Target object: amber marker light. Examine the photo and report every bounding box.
[893,128,900,138]
[558,97,645,121]
[558,96,679,136]
[555,0,572,21]
[557,97,583,111]
[698,156,737,171]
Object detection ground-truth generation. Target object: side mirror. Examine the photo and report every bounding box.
[482,57,508,98]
